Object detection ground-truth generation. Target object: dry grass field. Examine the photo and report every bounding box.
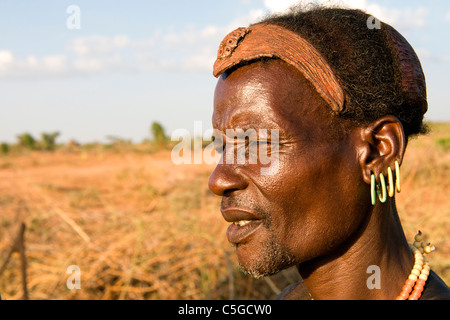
[0,122,449,300]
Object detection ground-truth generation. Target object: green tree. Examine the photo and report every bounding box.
[17,133,36,150]
[41,131,60,150]
[0,142,9,154]
[150,122,167,144]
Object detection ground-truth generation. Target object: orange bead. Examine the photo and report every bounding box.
[398,291,409,300]
[405,279,416,287]
[416,279,426,287]
[409,292,421,300]
[402,284,413,294]
[413,285,424,293]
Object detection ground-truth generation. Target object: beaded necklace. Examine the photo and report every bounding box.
[396,230,435,300]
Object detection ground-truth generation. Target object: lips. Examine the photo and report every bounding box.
[221,207,263,244]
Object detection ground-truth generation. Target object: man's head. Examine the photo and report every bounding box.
[210,58,369,278]
[208,6,428,278]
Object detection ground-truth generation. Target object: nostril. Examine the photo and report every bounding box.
[208,169,223,196]
[208,164,248,197]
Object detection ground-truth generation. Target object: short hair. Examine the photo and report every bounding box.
[255,5,429,140]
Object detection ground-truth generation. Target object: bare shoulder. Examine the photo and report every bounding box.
[421,270,450,300]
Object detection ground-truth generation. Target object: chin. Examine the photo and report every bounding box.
[235,238,297,279]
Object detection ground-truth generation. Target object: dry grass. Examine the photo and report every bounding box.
[0,148,299,300]
[396,122,450,283]
[0,122,449,300]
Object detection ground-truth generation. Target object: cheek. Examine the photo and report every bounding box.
[257,144,365,262]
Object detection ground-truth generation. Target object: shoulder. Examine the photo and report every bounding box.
[276,281,311,300]
[421,269,450,300]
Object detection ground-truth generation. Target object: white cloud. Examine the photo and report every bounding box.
[70,38,89,56]
[0,50,14,64]
[0,51,69,78]
[42,55,67,72]
[201,25,220,38]
[415,47,450,64]
[0,50,14,74]
[24,55,39,68]
[68,35,131,56]
[262,0,429,33]
[415,47,432,61]
[73,56,104,71]
[0,37,135,79]
[113,35,130,48]
[229,8,266,28]
[134,25,222,73]
[323,0,429,33]
[181,47,216,73]
[263,0,298,13]
[365,5,429,33]
[445,11,450,22]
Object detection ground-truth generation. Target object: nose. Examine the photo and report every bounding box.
[208,162,248,197]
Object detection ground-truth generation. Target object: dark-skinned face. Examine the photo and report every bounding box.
[208,59,368,278]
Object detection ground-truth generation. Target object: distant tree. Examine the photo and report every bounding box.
[150,122,167,144]
[17,133,36,150]
[41,131,60,150]
[0,142,9,154]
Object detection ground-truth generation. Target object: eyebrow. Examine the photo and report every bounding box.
[213,127,283,145]
[214,123,284,137]
[215,110,282,131]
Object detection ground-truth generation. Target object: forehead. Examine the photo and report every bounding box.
[213,59,331,134]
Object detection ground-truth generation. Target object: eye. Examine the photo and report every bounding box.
[257,139,279,156]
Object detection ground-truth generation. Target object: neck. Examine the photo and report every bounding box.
[297,199,414,300]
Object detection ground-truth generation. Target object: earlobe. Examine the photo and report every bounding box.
[358,115,406,185]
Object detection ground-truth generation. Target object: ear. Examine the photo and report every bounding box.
[357,115,406,184]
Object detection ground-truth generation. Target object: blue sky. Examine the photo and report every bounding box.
[1,0,449,143]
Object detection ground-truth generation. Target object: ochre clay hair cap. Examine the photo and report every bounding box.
[213,23,345,114]
[384,24,427,115]
[213,22,428,116]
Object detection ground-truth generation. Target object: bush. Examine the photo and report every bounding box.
[436,137,450,151]
[17,133,36,150]
[0,143,9,154]
[151,122,166,142]
[150,122,168,148]
[41,132,60,151]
